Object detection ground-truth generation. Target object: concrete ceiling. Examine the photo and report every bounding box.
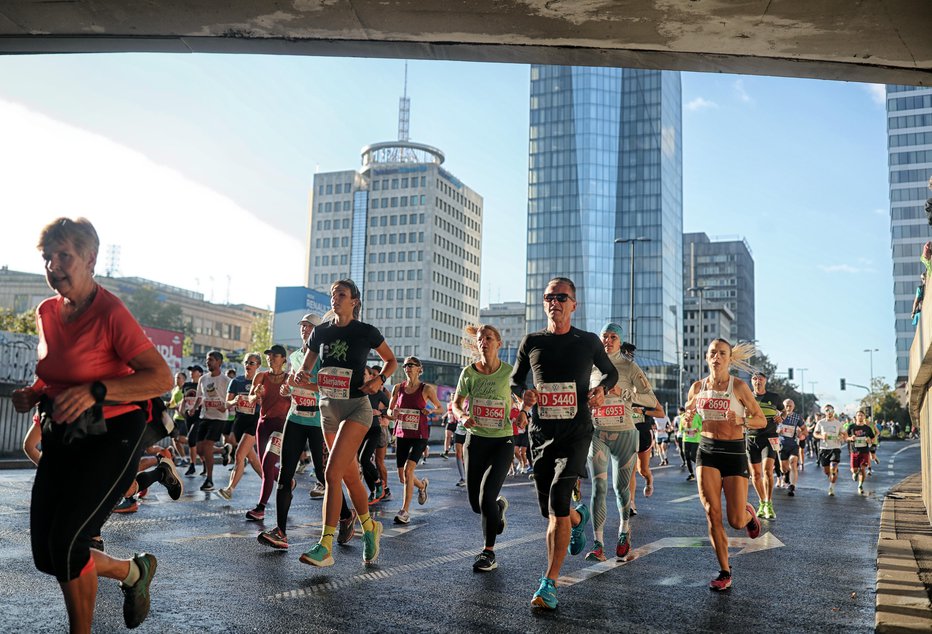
[0,1,930,85]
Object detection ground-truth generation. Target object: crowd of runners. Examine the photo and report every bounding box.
[13,219,896,631]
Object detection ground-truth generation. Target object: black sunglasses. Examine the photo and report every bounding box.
[543,293,574,303]
[245,361,259,366]
[403,363,420,368]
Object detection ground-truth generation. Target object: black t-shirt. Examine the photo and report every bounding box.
[750,390,784,437]
[510,326,618,427]
[848,424,875,454]
[307,319,385,399]
[368,388,390,428]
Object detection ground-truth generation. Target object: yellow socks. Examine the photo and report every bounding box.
[359,512,374,533]
[320,526,337,552]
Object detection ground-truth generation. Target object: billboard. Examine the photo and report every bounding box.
[273,286,330,349]
[143,326,184,374]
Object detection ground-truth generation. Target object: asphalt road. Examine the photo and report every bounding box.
[0,441,921,633]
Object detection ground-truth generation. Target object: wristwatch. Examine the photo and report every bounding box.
[90,381,107,404]
[378,373,387,384]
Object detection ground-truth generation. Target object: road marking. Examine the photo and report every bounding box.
[501,481,535,488]
[265,531,545,600]
[887,471,895,476]
[558,532,784,588]
[670,493,700,503]
[892,444,919,457]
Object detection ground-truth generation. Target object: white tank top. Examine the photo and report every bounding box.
[695,376,746,423]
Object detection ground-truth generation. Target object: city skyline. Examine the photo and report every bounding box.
[0,53,896,409]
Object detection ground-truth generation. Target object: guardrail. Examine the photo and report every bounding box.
[907,287,932,524]
[0,384,32,456]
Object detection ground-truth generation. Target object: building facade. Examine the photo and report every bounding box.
[526,65,683,364]
[682,295,735,383]
[479,301,527,365]
[305,141,482,364]
[682,232,755,345]
[887,84,932,382]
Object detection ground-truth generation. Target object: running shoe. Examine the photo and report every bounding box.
[299,544,334,568]
[338,509,357,545]
[382,487,393,501]
[418,478,429,505]
[765,501,776,519]
[245,505,265,521]
[441,451,450,459]
[629,506,638,516]
[473,550,497,572]
[643,480,654,497]
[858,483,864,494]
[497,496,509,535]
[744,503,761,539]
[258,527,289,550]
[568,503,590,556]
[200,468,207,476]
[531,577,558,610]
[756,501,766,517]
[309,482,326,499]
[709,570,732,592]
[368,486,384,506]
[200,479,215,492]
[221,443,233,466]
[585,541,606,562]
[113,497,138,514]
[787,484,795,497]
[852,471,858,481]
[828,484,835,496]
[295,459,308,475]
[90,537,105,552]
[393,510,410,525]
[157,447,173,463]
[456,479,466,488]
[184,464,196,477]
[686,474,696,482]
[363,520,382,564]
[217,487,233,501]
[616,532,631,559]
[158,456,183,501]
[121,553,157,628]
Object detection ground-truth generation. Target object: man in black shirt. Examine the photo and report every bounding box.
[748,372,784,520]
[511,277,617,610]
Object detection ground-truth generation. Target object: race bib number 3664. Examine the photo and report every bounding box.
[537,382,577,420]
[318,367,352,399]
[472,399,507,429]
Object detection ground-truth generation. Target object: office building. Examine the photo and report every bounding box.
[887,84,932,382]
[682,232,755,345]
[479,301,526,365]
[526,65,683,364]
[682,295,735,383]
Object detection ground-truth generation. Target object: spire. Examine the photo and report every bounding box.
[398,60,410,142]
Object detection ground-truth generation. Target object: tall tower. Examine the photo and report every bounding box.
[526,66,683,364]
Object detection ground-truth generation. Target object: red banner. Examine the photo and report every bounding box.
[143,326,184,373]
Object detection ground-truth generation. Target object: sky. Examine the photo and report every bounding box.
[0,53,896,410]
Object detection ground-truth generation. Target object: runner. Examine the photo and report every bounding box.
[244,345,292,521]
[814,404,846,496]
[629,401,666,515]
[370,365,394,502]
[182,365,202,475]
[452,324,515,572]
[682,338,765,591]
[510,277,617,610]
[748,372,784,520]
[673,407,687,470]
[777,399,803,497]
[797,419,809,472]
[360,365,390,504]
[389,356,443,524]
[294,279,396,567]
[848,409,876,494]
[682,411,702,482]
[218,353,262,500]
[167,371,189,463]
[868,415,881,475]
[584,322,659,563]
[653,413,671,466]
[193,351,231,492]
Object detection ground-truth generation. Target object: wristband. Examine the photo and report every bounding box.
[378,373,387,384]
[90,381,107,404]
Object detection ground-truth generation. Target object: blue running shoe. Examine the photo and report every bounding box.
[531,576,558,610]
[568,503,590,556]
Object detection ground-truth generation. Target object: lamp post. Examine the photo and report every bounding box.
[796,367,808,414]
[687,286,708,383]
[864,348,878,417]
[669,304,682,404]
[614,237,651,347]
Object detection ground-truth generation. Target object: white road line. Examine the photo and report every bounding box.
[892,444,919,457]
[670,493,700,503]
[887,471,896,476]
[501,481,535,488]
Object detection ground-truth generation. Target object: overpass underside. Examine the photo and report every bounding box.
[0,1,929,85]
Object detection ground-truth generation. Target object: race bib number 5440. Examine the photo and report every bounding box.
[537,382,577,420]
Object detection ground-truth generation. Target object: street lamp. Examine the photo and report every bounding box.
[687,286,708,383]
[614,237,651,347]
[796,367,809,414]
[669,304,682,403]
[864,348,878,417]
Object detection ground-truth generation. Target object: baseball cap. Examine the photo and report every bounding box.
[264,344,287,356]
[298,313,322,326]
[753,371,767,378]
[187,365,204,373]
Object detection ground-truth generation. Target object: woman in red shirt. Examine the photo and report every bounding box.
[12,217,171,633]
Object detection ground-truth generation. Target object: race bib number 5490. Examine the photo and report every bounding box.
[537,382,577,420]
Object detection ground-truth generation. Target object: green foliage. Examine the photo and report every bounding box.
[749,350,820,417]
[122,286,184,331]
[0,308,38,335]
[249,314,273,355]
[859,378,910,427]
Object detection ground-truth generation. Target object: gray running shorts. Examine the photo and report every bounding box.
[319,396,372,435]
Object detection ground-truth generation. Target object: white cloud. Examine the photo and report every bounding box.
[874,208,887,216]
[864,83,886,106]
[820,264,861,274]
[685,97,718,112]
[0,98,305,309]
[734,79,753,104]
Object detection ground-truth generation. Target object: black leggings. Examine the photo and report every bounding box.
[276,421,350,533]
[464,434,514,548]
[684,442,698,476]
[358,424,381,491]
[31,410,147,582]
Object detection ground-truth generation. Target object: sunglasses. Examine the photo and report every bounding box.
[543,293,574,303]
[403,363,420,368]
[245,361,259,366]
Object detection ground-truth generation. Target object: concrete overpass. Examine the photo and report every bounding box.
[0,1,929,86]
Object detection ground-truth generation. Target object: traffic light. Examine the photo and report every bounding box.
[787,368,793,380]
[840,378,846,391]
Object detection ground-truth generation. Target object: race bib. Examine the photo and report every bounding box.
[234,395,255,415]
[696,396,729,421]
[203,398,224,413]
[779,424,796,438]
[291,386,318,418]
[537,382,577,420]
[854,437,868,447]
[592,398,625,429]
[768,437,780,451]
[396,408,421,431]
[266,431,284,457]
[472,398,508,429]
[318,367,352,399]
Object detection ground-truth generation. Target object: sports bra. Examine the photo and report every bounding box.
[695,376,746,423]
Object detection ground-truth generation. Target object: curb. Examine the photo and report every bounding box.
[876,474,932,633]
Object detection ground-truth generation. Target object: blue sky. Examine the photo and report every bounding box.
[0,53,896,409]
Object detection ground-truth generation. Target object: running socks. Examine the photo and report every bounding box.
[122,558,141,587]
[358,511,375,533]
[319,526,337,552]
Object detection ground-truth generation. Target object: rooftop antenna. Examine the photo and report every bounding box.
[398,61,410,142]
[104,244,121,278]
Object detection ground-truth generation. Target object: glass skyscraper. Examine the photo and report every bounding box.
[526,65,683,364]
[887,84,932,382]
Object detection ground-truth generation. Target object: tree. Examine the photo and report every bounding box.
[859,377,910,428]
[0,308,37,335]
[249,314,273,355]
[121,286,184,331]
